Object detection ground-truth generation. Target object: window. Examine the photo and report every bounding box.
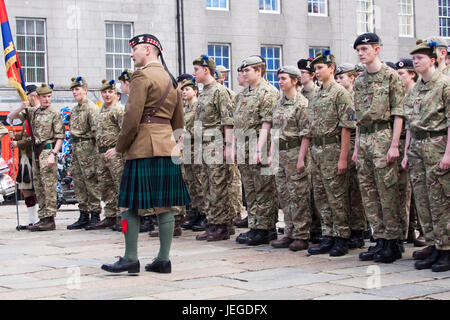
[356,0,375,34]
[206,0,229,10]
[105,22,133,80]
[260,0,280,13]
[399,0,414,37]
[260,46,282,90]
[208,44,231,87]
[309,47,329,59]
[439,0,450,37]
[16,18,47,84]
[308,0,328,16]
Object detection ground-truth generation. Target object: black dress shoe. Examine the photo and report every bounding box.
[308,236,334,255]
[145,259,171,273]
[431,250,450,273]
[415,247,440,270]
[329,237,349,257]
[374,239,402,263]
[359,238,386,261]
[247,229,271,246]
[101,257,140,274]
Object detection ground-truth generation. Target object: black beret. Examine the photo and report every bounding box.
[297,58,314,72]
[176,74,193,83]
[385,61,397,70]
[396,59,414,70]
[129,34,163,52]
[26,85,38,95]
[354,33,380,49]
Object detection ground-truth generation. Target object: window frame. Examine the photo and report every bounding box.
[439,0,450,39]
[259,0,281,14]
[309,46,330,59]
[307,0,328,17]
[398,0,415,38]
[356,0,375,35]
[206,0,229,11]
[15,17,48,85]
[105,21,134,81]
[260,45,282,90]
[207,43,231,88]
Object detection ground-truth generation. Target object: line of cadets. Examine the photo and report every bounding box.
[7,32,448,273]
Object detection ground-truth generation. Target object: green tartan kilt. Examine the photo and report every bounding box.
[118,157,191,210]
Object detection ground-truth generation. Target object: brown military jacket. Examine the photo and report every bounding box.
[116,62,184,160]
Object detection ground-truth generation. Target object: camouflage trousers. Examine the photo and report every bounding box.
[275,147,312,240]
[348,141,367,231]
[311,143,351,239]
[70,140,101,213]
[408,136,450,250]
[202,163,233,225]
[238,163,278,230]
[97,153,124,218]
[357,130,402,240]
[184,163,206,214]
[33,149,58,219]
[397,138,413,240]
[228,165,244,217]
[309,151,322,234]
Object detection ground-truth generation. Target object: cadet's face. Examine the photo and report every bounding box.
[412,53,435,74]
[300,70,314,85]
[336,73,353,90]
[242,66,260,84]
[38,93,52,107]
[72,86,87,102]
[278,74,296,92]
[356,44,378,64]
[193,65,208,84]
[101,89,117,105]
[120,80,130,94]
[131,44,150,68]
[181,86,196,100]
[237,71,246,86]
[314,63,333,82]
[397,69,415,87]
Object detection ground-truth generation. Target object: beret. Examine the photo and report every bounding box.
[26,85,37,95]
[70,76,87,89]
[36,83,53,95]
[297,58,314,72]
[395,59,414,70]
[385,61,397,70]
[216,65,230,73]
[410,39,437,57]
[424,36,448,48]
[277,66,301,79]
[180,79,197,90]
[241,55,266,68]
[118,69,133,82]
[354,33,380,49]
[311,50,335,68]
[335,63,356,76]
[99,79,117,92]
[176,73,193,83]
[193,54,216,70]
[129,34,163,52]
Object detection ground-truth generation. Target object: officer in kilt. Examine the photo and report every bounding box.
[101,34,190,274]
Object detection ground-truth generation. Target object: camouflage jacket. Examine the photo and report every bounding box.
[18,105,65,145]
[234,80,280,134]
[307,81,356,138]
[96,101,125,148]
[442,65,450,77]
[184,99,197,137]
[70,97,99,138]
[404,70,450,132]
[195,81,234,142]
[272,91,310,141]
[354,63,405,125]
[301,84,319,102]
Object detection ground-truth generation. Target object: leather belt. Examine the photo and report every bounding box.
[140,115,171,125]
[359,122,390,134]
[411,130,447,141]
[72,136,94,143]
[312,135,340,147]
[279,139,301,151]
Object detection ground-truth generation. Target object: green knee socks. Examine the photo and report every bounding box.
[122,210,139,262]
[157,211,175,261]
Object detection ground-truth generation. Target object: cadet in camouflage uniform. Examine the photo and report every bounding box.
[84,79,125,230]
[305,52,355,257]
[335,63,367,249]
[403,40,450,272]
[353,33,405,264]
[424,37,449,76]
[193,55,234,242]
[9,83,65,231]
[66,77,102,230]
[269,66,312,252]
[233,55,279,246]
[298,58,322,243]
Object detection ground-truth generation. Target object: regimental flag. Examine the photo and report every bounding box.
[0,0,27,101]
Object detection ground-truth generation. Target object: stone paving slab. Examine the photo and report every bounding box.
[314,292,398,300]
[363,284,448,299]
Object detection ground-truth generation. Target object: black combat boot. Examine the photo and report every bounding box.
[191,215,207,231]
[359,238,386,261]
[247,229,272,246]
[236,229,256,244]
[308,236,334,255]
[431,250,450,273]
[415,246,440,270]
[139,215,155,233]
[84,212,100,230]
[67,211,90,230]
[373,239,402,263]
[329,237,349,257]
[348,230,365,249]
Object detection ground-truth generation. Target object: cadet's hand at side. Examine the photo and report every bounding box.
[105,148,118,160]
[386,146,400,163]
[440,153,450,171]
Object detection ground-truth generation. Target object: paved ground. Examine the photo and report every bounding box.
[0,203,448,300]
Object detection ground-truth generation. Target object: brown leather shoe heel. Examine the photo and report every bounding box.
[289,239,309,252]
